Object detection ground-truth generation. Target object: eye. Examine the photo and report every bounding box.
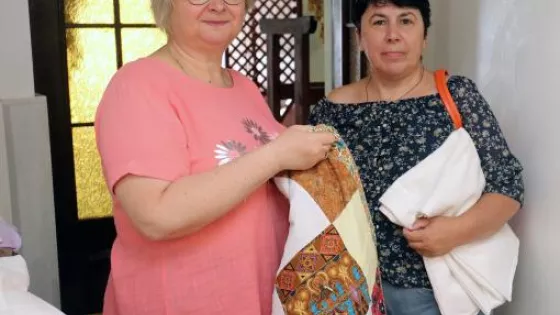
[372,19,386,26]
[401,18,414,25]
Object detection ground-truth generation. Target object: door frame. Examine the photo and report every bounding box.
[28,1,116,314]
[325,0,366,91]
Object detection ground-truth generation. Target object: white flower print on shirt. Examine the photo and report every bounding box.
[214,140,247,166]
[213,119,280,165]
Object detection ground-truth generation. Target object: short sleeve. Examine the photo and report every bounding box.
[95,68,190,192]
[308,98,330,126]
[450,76,525,205]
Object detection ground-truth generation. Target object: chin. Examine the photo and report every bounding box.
[201,35,235,48]
[379,63,416,77]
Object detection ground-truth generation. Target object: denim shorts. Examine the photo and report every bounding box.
[382,281,486,315]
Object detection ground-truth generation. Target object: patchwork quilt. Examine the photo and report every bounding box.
[272,125,385,315]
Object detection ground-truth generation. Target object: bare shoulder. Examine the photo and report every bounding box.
[326,80,367,104]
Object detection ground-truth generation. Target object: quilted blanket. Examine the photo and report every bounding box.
[272,125,385,315]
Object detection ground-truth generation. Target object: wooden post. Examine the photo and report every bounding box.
[260,16,317,124]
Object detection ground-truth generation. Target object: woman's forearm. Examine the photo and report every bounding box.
[116,143,283,241]
[455,193,520,245]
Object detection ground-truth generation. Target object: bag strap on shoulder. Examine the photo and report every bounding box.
[434,69,463,129]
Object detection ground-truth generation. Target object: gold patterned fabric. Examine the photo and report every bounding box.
[273,125,385,315]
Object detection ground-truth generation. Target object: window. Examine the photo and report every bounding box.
[64,0,166,219]
[228,0,300,93]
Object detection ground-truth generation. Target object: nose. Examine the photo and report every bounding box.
[385,24,401,43]
[207,0,226,11]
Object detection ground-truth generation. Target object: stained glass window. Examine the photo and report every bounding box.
[72,127,112,219]
[66,28,117,123]
[119,0,154,24]
[121,29,167,64]
[64,0,114,24]
[64,0,163,219]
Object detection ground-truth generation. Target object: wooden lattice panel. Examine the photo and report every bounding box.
[226,0,299,93]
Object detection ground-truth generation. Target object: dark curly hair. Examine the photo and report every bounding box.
[352,0,431,37]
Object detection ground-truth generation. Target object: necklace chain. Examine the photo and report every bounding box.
[168,46,231,86]
[365,67,425,103]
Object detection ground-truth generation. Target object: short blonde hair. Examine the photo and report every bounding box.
[151,0,255,31]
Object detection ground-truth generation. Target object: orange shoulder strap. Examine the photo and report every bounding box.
[434,69,463,129]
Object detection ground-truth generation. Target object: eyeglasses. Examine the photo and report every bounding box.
[187,0,244,5]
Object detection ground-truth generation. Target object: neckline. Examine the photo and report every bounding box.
[324,93,441,107]
[142,56,238,90]
[324,75,458,107]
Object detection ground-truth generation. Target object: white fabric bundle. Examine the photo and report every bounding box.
[379,128,519,315]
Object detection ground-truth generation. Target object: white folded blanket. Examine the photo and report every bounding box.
[379,128,519,315]
[0,255,65,315]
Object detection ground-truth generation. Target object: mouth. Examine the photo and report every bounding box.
[381,52,406,59]
[203,21,229,26]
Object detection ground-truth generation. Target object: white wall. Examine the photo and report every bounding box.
[0,106,13,222]
[422,0,447,70]
[430,1,559,314]
[0,0,61,309]
[1,97,61,308]
[0,0,35,99]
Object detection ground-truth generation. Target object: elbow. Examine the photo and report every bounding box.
[130,218,171,241]
[511,201,521,216]
[505,195,522,216]
[132,215,201,241]
[486,192,521,220]
[125,207,175,241]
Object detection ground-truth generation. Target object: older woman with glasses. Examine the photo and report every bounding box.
[95,0,336,314]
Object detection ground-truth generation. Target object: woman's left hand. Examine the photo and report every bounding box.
[403,216,465,257]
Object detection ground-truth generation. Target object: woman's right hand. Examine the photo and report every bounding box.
[268,125,338,171]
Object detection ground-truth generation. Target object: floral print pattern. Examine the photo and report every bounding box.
[214,140,246,166]
[214,118,274,165]
[308,76,524,289]
[243,118,272,144]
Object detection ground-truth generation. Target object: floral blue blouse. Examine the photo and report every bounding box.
[308,75,524,289]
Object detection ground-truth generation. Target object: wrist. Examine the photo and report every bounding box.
[452,214,477,247]
[260,142,284,174]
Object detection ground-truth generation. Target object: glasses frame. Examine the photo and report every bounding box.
[186,0,244,5]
